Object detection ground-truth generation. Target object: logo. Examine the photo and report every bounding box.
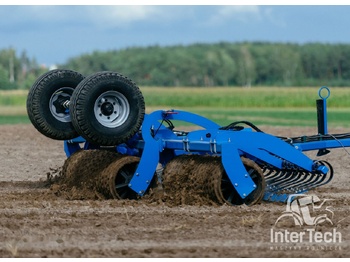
[274,194,334,227]
[270,194,342,251]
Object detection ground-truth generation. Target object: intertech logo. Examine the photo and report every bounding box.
[274,194,334,227]
[270,194,342,251]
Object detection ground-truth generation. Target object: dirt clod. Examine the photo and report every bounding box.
[50,149,121,200]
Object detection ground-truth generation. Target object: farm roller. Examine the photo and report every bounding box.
[27,69,346,205]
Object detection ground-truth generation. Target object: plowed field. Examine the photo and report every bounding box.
[0,124,349,258]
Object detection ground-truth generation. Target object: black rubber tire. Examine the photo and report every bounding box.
[70,71,145,146]
[26,69,84,140]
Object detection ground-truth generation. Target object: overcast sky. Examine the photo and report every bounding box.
[1,3,349,66]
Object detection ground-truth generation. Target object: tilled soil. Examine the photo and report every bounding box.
[0,124,350,258]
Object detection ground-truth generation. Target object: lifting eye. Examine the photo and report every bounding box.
[318,86,330,100]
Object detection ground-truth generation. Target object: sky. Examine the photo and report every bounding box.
[1,2,350,66]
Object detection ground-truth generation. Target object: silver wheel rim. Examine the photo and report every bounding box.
[49,87,74,123]
[94,91,130,128]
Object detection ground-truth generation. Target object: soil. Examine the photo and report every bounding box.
[1,124,350,258]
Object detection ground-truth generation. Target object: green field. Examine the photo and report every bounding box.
[1,87,350,127]
[141,86,350,108]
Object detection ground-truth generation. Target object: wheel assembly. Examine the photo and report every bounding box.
[70,71,145,146]
[26,69,84,140]
[162,155,265,206]
[97,156,141,199]
[60,149,121,192]
[220,157,265,206]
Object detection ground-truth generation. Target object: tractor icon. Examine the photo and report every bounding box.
[274,194,334,227]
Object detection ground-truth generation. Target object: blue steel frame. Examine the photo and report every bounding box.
[63,87,346,202]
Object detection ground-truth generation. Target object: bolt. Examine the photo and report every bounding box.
[244,174,248,178]
[135,173,139,176]
[139,190,144,194]
[243,193,246,197]
[234,183,238,187]
[62,100,71,108]
[253,185,257,188]
[146,180,150,184]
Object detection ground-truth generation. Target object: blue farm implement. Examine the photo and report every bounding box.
[26,69,346,205]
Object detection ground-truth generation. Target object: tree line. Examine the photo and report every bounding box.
[2,42,350,89]
[0,48,47,90]
[61,42,350,87]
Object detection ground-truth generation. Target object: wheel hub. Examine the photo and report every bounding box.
[94,91,130,128]
[100,102,114,116]
[49,87,74,123]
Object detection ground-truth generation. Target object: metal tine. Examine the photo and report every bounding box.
[264,169,290,184]
[301,169,333,191]
[265,171,297,192]
[264,170,282,182]
[308,160,334,189]
[262,166,276,178]
[263,160,334,196]
[266,170,296,188]
[299,176,325,192]
[268,172,295,192]
[282,160,333,193]
[267,171,305,192]
[306,175,332,191]
[265,173,295,191]
[279,169,331,194]
[279,171,317,193]
[274,168,333,195]
[278,171,307,188]
[287,160,333,193]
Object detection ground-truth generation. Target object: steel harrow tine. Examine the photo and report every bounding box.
[264,169,290,184]
[281,161,333,193]
[265,170,296,189]
[263,160,334,196]
[278,171,319,193]
[266,171,303,193]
